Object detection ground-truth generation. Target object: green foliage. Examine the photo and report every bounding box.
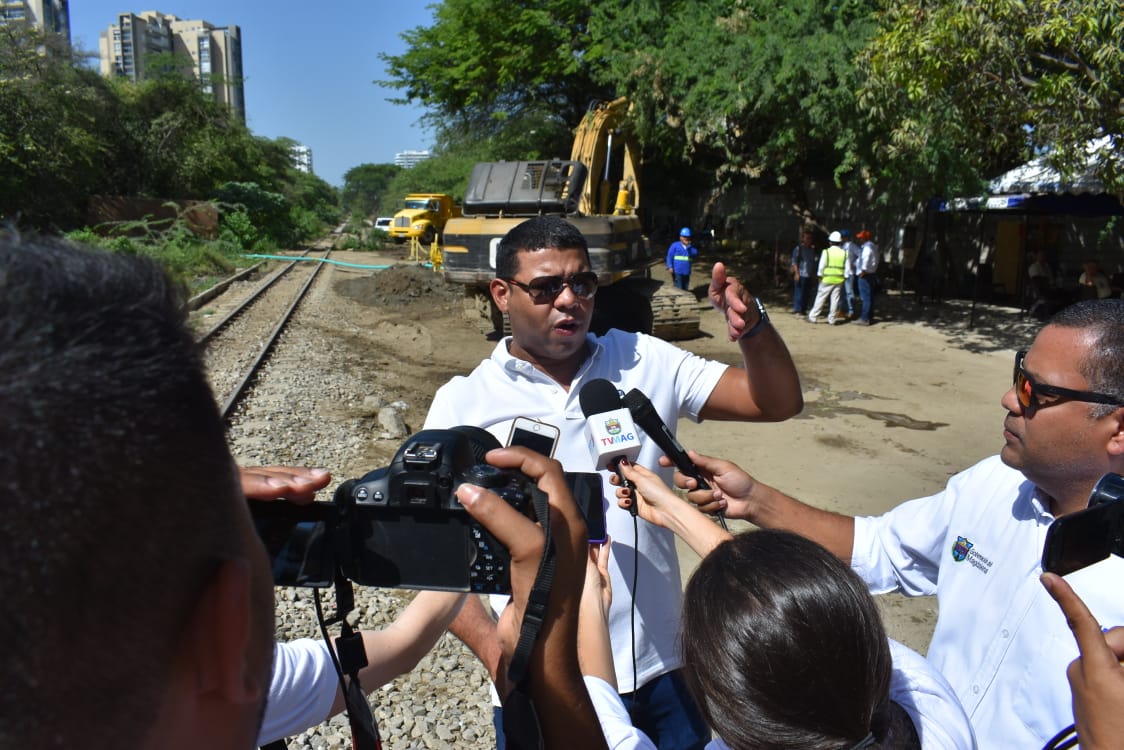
[341,163,402,218]
[64,212,241,288]
[379,0,610,158]
[0,27,338,233]
[860,0,1124,198]
[0,26,121,227]
[384,153,478,205]
[591,0,880,204]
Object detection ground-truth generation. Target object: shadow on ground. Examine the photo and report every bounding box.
[692,245,1043,354]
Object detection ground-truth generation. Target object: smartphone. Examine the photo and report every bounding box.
[567,471,608,544]
[250,500,338,588]
[506,417,560,458]
[1042,496,1124,576]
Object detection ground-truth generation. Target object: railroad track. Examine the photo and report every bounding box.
[193,248,331,421]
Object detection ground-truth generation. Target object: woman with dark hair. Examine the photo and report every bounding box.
[577,462,975,750]
[683,531,919,750]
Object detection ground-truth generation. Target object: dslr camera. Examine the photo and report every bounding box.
[252,427,604,594]
[1042,473,1124,576]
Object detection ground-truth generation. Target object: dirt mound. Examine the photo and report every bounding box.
[334,263,463,311]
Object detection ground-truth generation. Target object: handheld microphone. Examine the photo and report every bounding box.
[622,388,727,529]
[621,389,711,491]
[579,379,642,515]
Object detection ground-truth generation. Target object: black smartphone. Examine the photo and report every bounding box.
[1042,474,1124,576]
[567,471,608,544]
[250,501,338,588]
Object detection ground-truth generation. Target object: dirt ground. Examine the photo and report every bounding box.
[330,244,1043,655]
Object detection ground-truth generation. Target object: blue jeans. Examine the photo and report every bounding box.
[844,276,858,315]
[493,670,709,750]
[858,275,875,322]
[793,275,815,313]
[622,669,710,750]
[672,272,691,290]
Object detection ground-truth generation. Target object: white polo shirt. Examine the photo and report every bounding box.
[852,455,1124,748]
[424,329,727,692]
[584,639,976,750]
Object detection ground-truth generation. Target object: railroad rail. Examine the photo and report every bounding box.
[194,249,330,422]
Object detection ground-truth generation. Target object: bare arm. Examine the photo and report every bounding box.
[577,541,616,685]
[674,451,856,562]
[702,262,803,422]
[447,594,507,694]
[616,461,732,558]
[459,447,608,750]
[329,591,467,714]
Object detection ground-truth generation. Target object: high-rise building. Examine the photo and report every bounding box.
[98,11,244,122]
[290,143,313,174]
[395,150,431,169]
[0,0,70,41]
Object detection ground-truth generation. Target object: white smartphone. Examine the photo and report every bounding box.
[506,417,560,458]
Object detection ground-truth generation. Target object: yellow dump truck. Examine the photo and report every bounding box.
[387,193,462,245]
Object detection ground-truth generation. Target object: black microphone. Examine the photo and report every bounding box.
[621,389,711,491]
[622,388,727,530]
[579,378,642,515]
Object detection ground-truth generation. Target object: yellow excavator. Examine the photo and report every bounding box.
[441,98,700,340]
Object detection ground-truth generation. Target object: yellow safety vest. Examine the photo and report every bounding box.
[822,246,846,285]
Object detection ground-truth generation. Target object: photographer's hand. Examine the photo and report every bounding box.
[239,465,330,503]
[457,447,606,750]
[1042,572,1124,749]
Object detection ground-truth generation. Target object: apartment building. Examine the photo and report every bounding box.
[395,150,431,169]
[0,0,70,40]
[98,11,244,122]
[290,143,313,174]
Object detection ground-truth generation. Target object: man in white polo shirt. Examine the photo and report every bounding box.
[424,215,803,749]
[680,298,1124,747]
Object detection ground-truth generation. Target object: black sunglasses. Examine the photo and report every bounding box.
[501,272,598,302]
[1013,350,1124,412]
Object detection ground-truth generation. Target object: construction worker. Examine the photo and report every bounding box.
[666,227,698,291]
[807,231,848,325]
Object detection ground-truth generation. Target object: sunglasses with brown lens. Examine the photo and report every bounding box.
[1013,350,1124,412]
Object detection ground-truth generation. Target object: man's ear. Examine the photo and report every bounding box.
[1106,407,1124,459]
[184,558,267,706]
[491,278,511,313]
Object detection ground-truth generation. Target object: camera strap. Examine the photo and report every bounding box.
[502,485,556,750]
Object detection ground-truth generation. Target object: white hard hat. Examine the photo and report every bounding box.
[828,231,843,243]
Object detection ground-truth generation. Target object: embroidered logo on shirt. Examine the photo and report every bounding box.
[951,536,994,573]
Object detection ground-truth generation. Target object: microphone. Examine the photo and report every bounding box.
[579,379,642,516]
[621,389,711,491]
[622,388,727,530]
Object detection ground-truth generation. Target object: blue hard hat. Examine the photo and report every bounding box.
[839,229,851,238]
[679,227,692,238]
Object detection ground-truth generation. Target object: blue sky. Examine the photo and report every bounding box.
[68,1,438,187]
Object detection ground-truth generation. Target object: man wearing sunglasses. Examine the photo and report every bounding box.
[423,215,803,750]
[673,298,1124,748]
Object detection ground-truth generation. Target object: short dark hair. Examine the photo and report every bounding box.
[1049,298,1124,417]
[495,216,590,279]
[0,235,244,747]
[681,530,894,750]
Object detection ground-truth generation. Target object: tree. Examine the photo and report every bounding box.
[379,0,612,158]
[588,0,883,222]
[341,163,401,218]
[0,25,120,228]
[859,0,1124,198]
